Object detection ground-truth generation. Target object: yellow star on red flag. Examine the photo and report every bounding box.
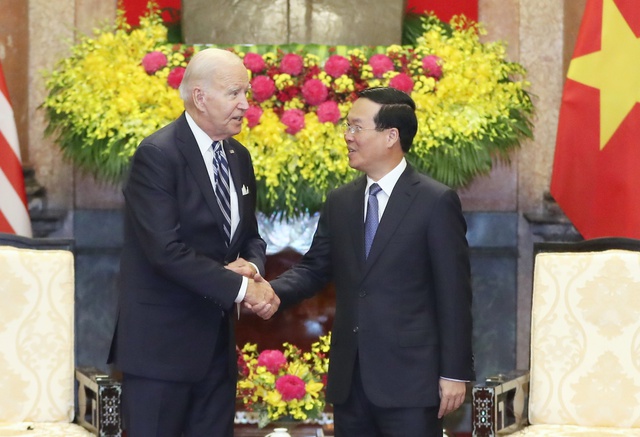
[567,0,640,149]
[550,0,640,239]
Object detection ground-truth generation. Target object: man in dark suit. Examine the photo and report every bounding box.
[267,87,474,436]
[109,48,280,437]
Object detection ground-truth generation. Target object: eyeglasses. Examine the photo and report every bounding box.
[342,122,380,135]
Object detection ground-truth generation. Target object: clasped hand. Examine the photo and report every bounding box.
[225,258,280,320]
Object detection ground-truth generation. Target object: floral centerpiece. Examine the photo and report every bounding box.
[236,333,331,428]
[43,4,533,218]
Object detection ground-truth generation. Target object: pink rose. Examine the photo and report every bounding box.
[324,55,350,78]
[142,51,168,74]
[368,54,394,78]
[251,75,276,102]
[275,374,307,401]
[257,350,286,374]
[243,52,266,73]
[316,100,341,124]
[281,109,305,135]
[167,66,185,89]
[422,55,443,79]
[389,73,414,94]
[280,53,304,76]
[301,79,329,106]
[244,105,263,128]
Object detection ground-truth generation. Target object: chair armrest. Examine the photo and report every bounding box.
[472,370,529,436]
[76,367,123,437]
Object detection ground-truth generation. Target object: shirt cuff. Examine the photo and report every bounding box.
[440,377,470,382]
[235,276,248,303]
[248,262,260,276]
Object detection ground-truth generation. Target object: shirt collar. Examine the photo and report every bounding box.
[185,111,220,155]
[366,158,407,196]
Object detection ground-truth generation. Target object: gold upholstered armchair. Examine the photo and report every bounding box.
[472,237,640,436]
[0,233,122,436]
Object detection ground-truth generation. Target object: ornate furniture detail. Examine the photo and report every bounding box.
[76,368,122,436]
[472,238,640,436]
[472,370,529,436]
[0,233,122,436]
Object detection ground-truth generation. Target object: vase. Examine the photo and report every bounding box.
[265,428,291,437]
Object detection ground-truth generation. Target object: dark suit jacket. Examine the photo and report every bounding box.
[271,165,474,408]
[109,112,266,383]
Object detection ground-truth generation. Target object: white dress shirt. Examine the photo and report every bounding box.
[185,112,249,303]
[364,158,407,221]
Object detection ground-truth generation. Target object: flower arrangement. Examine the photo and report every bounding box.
[236,333,331,428]
[42,5,533,218]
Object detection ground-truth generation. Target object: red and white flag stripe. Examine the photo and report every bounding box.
[0,61,32,237]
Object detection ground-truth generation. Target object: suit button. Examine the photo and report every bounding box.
[359,290,366,297]
[353,327,359,333]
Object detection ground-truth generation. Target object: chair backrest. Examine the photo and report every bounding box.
[529,237,640,428]
[0,233,76,423]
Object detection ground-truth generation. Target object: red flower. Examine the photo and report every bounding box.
[245,105,263,128]
[251,75,276,102]
[422,55,443,79]
[275,374,307,401]
[276,86,299,103]
[257,350,287,374]
[281,109,305,135]
[244,52,266,73]
[301,79,328,106]
[317,100,341,124]
[142,51,168,74]
[389,73,414,94]
[237,347,250,377]
[280,53,304,76]
[324,55,351,78]
[368,54,394,78]
[181,46,195,62]
[167,66,185,89]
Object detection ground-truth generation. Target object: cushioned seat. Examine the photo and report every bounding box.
[0,233,121,436]
[472,238,640,436]
[0,422,95,436]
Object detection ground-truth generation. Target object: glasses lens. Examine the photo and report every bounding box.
[343,123,357,134]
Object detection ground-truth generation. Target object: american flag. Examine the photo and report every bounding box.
[0,61,32,237]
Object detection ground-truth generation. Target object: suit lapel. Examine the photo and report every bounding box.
[348,177,367,268]
[175,114,224,226]
[363,166,419,275]
[224,139,245,248]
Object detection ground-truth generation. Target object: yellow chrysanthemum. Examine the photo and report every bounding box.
[43,8,533,218]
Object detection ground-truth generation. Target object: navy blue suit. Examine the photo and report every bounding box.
[109,112,265,435]
[271,165,474,434]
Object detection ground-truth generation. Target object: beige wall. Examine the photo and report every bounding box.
[182,0,406,46]
[1,0,29,161]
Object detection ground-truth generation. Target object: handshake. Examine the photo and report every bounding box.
[225,258,280,320]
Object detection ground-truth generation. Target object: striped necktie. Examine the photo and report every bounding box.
[364,183,382,258]
[213,141,231,246]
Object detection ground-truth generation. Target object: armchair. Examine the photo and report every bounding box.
[0,233,122,436]
[472,237,640,436]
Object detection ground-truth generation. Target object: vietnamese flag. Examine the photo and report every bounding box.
[550,0,640,239]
